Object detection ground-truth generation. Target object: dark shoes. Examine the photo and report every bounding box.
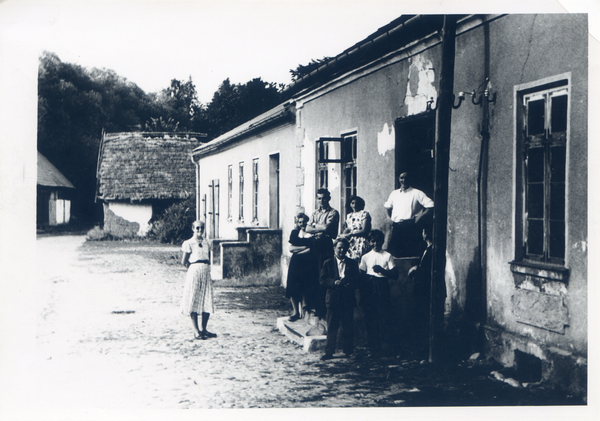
[202,330,217,338]
[194,330,217,340]
[320,353,334,361]
[288,314,301,322]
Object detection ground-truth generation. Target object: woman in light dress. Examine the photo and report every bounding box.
[339,195,372,261]
[180,220,217,340]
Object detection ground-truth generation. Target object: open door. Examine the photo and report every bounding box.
[395,111,435,198]
[269,153,280,228]
[208,179,220,239]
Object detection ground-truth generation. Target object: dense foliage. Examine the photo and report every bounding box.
[193,77,284,139]
[289,57,333,82]
[148,197,197,244]
[38,52,286,224]
[38,52,167,222]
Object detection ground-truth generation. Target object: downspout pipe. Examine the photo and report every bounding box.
[430,15,458,363]
[477,21,491,332]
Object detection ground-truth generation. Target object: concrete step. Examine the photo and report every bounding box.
[276,316,326,353]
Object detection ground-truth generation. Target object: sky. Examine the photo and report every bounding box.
[3,0,597,104]
[5,0,417,103]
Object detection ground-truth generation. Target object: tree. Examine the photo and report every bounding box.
[194,77,284,139]
[290,57,333,82]
[153,78,199,131]
[37,52,167,223]
[37,52,285,224]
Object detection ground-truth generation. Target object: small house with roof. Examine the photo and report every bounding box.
[95,132,206,237]
[37,151,76,227]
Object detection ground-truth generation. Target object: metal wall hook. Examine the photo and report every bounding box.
[484,89,496,104]
[452,83,496,108]
[453,92,465,109]
[426,97,436,112]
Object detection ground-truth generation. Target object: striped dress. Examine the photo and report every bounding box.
[180,236,214,315]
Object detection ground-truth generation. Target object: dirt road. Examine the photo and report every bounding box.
[30,235,583,414]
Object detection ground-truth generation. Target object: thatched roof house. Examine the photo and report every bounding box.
[37,151,75,226]
[96,131,206,237]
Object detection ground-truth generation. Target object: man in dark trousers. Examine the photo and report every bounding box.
[306,188,340,319]
[319,238,359,361]
[408,225,446,358]
[384,172,433,257]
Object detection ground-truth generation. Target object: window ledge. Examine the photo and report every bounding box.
[509,260,570,282]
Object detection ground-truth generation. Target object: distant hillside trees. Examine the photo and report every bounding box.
[37,52,286,224]
[38,51,164,223]
[193,77,284,139]
[289,57,332,81]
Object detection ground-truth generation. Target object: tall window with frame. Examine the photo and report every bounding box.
[518,81,568,265]
[318,143,329,189]
[238,162,244,221]
[227,164,233,221]
[252,158,259,223]
[341,133,358,220]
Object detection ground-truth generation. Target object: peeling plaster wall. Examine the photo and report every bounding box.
[105,202,151,236]
[377,123,395,156]
[298,47,442,236]
[446,15,587,367]
[404,56,437,116]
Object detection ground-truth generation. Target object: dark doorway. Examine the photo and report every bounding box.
[269,153,280,228]
[208,179,220,239]
[395,111,436,198]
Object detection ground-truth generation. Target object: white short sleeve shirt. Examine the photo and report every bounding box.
[359,249,395,278]
[383,187,434,222]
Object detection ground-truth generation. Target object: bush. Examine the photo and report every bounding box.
[149,197,196,244]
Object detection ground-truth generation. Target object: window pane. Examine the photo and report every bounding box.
[550,184,565,221]
[550,146,566,183]
[527,184,544,218]
[527,98,545,136]
[343,138,353,162]
[527,148,544,183]
[549,220,565,260]
[551,94,568,133]
[527,219,544,256]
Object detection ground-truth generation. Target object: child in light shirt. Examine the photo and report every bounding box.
[359,229,398,357]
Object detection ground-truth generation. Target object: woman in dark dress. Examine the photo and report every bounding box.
[285,213,319,321]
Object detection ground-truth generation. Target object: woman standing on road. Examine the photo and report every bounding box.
[181,220,217,340]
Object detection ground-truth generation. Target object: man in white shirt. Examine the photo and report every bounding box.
[384,172,434,257]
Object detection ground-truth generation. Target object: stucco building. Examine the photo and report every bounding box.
[191,14,587,395]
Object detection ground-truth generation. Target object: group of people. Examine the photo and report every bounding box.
[177,171,442,361]
[285,172,441,360]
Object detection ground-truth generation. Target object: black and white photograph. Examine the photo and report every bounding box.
[0,0,596,419]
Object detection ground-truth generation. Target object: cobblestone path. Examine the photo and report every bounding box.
[32,235,583,412]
